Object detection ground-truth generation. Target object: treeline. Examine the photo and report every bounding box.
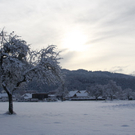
[87,80,134,100]
[1,69,135,96]
[63,69,135,91]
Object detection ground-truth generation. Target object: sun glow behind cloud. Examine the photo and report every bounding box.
[1,0,135,74]
[62,30,88,51]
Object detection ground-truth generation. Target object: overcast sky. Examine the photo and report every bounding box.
[1,0,135,75]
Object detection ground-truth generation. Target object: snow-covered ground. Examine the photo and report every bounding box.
[0,100,135,135]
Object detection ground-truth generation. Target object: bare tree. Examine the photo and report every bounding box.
[88,84,103,100]
[0,30,63,114]
[123,88,133,100]
[104,80,122,100]
[56,83,68,101]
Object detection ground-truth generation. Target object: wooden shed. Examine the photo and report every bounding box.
[32,93,48,100]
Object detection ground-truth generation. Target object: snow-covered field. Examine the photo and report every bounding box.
[1,100,135,135]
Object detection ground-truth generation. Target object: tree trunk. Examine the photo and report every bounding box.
[110,95,113,101]
[127,95,130,100]
[2,83,15,114]
[8,93,14,114]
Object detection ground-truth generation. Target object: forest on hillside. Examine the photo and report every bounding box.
[62,69,135,91]
[1,69,135,100]
[1,69,134,93]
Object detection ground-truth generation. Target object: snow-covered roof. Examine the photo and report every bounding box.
[0,93,8,98]
[68,90,89,97]
[68,90,80,97]
[0,93,15,98]
[76,91,89,97]
[23,93,32,99]
[48,95,56,97]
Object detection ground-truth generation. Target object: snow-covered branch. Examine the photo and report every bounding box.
[0,30,63,94]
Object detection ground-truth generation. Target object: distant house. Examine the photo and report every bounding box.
[67,90,90,99]
[21,93,33,101]
[0,93,8,101]
[46,94,57,102]
[0,93,16,102]
[32,93,48,100]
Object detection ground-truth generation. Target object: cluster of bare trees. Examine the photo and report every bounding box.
[87,80,135,100]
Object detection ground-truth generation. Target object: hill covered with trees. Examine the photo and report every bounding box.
[62,69,135,91]
[1,69,135,93]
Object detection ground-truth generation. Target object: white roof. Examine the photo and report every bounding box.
[68,90,79,97]
[0,93,16,98]
[68,90,89,97]
[0,93,8,98]
[76,91,89,97]
[48,95,56,97]
[23,93,32,99]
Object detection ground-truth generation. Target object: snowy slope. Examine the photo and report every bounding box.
[0,101,135,135]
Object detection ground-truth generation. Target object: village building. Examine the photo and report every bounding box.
[47,94,58,101]
[20,93,33,102]
[0,93,16,102]
[67,90,90,100]
[32,93,48,101]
